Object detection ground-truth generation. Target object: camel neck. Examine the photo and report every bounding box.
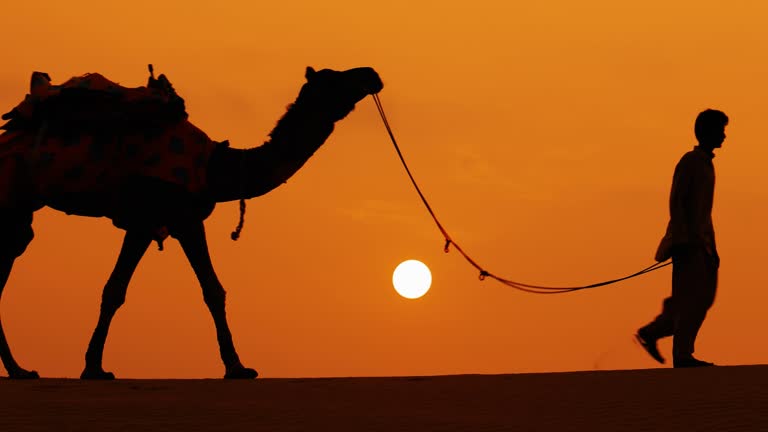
[206,107,338,203]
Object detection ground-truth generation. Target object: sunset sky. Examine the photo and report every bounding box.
[2,1,767,378]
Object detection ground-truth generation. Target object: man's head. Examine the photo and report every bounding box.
[695,109,729,150]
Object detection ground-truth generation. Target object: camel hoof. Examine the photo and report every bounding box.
[80,369,116,380]
[224,367,258,379]
[8,369,39,379]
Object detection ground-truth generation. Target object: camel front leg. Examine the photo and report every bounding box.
[81,230,152,379]
[174,222,257,379]
[0,211,37,379]
[0,257,38,379]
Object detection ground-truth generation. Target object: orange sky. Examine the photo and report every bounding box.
[2,1,768,378]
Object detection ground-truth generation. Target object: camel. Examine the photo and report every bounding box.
[0,66,383,379]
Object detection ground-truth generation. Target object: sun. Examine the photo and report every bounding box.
[392,260,432,299]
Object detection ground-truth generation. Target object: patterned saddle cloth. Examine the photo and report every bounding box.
[0,69,221,246]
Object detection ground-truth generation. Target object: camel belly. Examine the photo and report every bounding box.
[42,176,216,235]
[45,190,114,218]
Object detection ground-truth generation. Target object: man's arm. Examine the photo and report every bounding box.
[684,158,717,256]
[654,157,694,262]
[667,156,695,246]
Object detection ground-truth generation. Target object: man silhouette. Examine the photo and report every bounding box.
[635,109,728,368]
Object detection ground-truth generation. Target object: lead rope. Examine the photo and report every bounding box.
[371,93,671,294]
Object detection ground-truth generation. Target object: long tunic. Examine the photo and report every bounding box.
[655,146,716,262]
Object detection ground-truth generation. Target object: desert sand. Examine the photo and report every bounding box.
[1,365,767,431]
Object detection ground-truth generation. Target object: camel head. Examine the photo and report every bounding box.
[297,66,383,121]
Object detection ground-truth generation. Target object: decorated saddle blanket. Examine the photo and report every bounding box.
[0,70,219,212]
[0,119,217,207]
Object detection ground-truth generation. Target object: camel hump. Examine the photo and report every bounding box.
[1,68,188,134]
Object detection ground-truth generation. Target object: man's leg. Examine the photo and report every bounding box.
[672,247,718,366]
[637,296,676,364]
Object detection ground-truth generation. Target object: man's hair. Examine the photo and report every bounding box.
[694,109,729,142]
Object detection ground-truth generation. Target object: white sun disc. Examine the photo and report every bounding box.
[392,260,432,299]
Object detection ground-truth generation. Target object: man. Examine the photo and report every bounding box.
[635,109,728,368]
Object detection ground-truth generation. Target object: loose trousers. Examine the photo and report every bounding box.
[641,246,718,360]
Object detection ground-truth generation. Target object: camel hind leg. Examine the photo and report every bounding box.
[0,210,37,379]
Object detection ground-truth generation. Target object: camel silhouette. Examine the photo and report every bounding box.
[0,66,383,379]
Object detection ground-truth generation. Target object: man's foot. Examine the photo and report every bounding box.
[673,357,715,368]
[80,368,116,380]
[635,332,665,364]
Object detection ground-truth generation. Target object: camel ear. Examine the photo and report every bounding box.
[305,67,316,80]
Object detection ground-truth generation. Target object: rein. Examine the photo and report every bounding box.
[371,93,671,294]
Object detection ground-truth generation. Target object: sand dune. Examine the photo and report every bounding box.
[1,365,767,431]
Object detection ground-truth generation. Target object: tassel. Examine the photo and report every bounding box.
[231,198,246,241]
